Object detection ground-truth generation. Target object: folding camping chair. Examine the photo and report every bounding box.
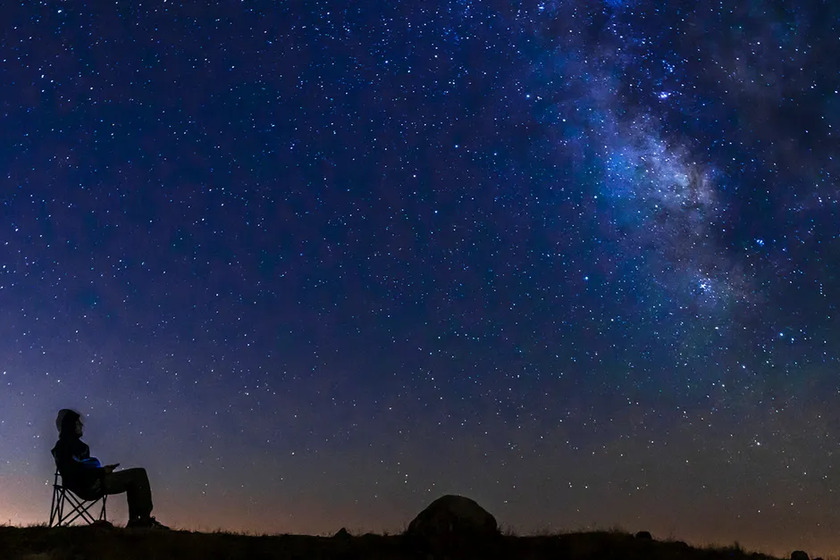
[49,470,107,527]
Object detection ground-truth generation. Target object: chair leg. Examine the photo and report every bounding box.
[49,486,61,527]
[50,472,64,528]
[50,484,108,527]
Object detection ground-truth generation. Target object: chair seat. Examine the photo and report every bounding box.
[49,471,107,527]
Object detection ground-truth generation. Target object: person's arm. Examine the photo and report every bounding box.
[72,459,104,485]
[74,455,102,469]
[57,441,104,481]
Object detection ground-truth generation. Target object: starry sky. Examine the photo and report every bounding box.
[1,0,839,556]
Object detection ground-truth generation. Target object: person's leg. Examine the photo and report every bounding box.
[102,468,153,521]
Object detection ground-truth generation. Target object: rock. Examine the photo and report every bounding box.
[406,494,499,551]
[791,551,809,560]
[635,531,653,540]
[334,527,350,538]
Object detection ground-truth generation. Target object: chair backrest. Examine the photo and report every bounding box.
[49,470,107,527]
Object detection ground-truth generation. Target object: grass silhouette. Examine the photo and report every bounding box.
[0,525,788,560]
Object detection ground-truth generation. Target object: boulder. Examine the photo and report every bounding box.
[635,531,653,540]
[406,495,499,545]
[791,552,809,560]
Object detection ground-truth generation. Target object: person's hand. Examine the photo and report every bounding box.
[104,463,120,474]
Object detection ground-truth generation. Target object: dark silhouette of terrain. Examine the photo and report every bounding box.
[3,495,811,560]
[0,525,788,560]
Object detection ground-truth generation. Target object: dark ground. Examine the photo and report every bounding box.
[0,526,784,560]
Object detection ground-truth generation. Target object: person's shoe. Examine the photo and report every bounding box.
[127,516,170,530]
[146,517,170,530]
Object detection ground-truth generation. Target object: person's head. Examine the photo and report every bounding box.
[55,409,83,438]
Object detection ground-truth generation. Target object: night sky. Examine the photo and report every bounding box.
[1,0,839,556]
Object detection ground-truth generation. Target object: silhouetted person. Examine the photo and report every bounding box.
[51,408,168,529]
